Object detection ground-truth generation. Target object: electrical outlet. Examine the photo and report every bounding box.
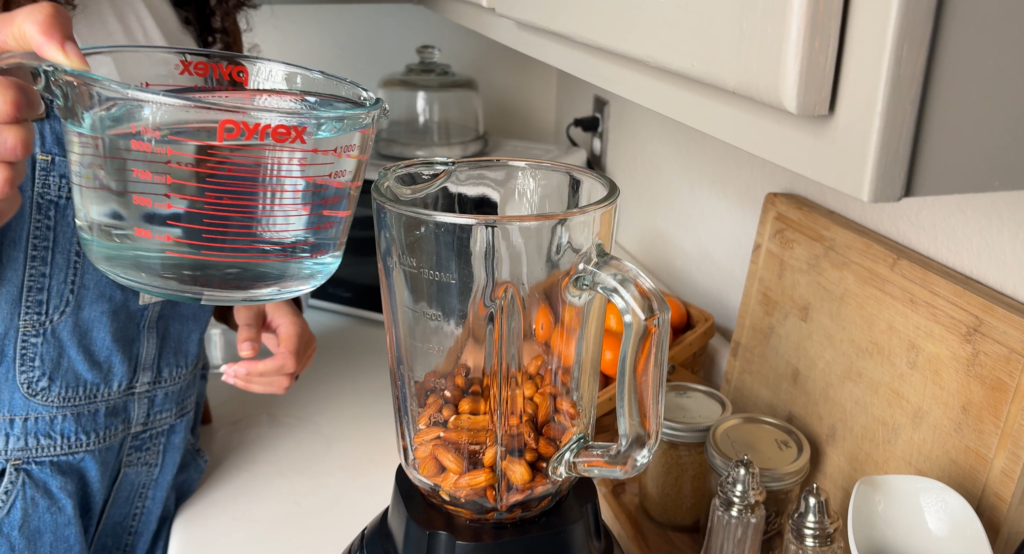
[590,95,610,172]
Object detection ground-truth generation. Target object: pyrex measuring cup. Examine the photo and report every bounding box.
[373,158,670,522]
[0,46,385,304]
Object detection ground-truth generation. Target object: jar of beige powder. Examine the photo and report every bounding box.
[639,382,732,530]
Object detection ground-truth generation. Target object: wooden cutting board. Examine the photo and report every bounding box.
[723,194,1024,548]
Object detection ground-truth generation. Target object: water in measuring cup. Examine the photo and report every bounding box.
[66,89,375,304]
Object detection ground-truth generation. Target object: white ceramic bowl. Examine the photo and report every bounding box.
[848,475,992,554]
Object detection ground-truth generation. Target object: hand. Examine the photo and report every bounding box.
[220,301,317,394]
[0,3,89,227]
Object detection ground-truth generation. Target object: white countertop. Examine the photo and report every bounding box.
[168,309,399,554]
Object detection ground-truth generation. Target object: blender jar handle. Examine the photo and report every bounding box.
[556,245,670,480]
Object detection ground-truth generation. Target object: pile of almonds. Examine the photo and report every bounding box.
[410,354,580,520]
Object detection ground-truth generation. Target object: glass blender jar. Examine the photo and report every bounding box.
[372,158,671,522]
[375,46,486,159]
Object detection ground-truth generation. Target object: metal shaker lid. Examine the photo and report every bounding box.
[706,414,811,489]
[661,383,733,443]
[788,483,843,547]
[716,455,766,516]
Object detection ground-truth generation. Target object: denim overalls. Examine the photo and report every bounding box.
[0,104,214,553]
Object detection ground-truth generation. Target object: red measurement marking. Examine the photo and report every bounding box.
[322,210,352,217]
[168,147,330,166]
[170,221,320,233]
[207,163,306,172]
[166,162,329,181]
[168,175,328,194]
[202,219,300,227]
[312,178,357,188]
[168,135,319,154]
[344,153,370,160]
[139,82,213,89]
[202,234,298,241]
[199,251,297,257]
[166,203,313,218]
[205,192,304,200]
[166,252,311,263]
[166,192,322,207]
[168,236,315,249]
[208,149,308,162]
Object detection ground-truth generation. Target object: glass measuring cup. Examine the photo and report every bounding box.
[0,46,386,304]
[373,158,670,522]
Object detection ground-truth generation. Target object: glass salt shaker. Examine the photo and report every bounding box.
[701,455,767,554]
[783,483,844,554]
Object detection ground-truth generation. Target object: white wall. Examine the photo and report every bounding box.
[555,72,1024,338]
[246,3,558,143]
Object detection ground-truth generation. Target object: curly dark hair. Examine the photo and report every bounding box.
[0,0,256,53]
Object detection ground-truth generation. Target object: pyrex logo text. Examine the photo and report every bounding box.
[216,119,308,144]
[178,60,249,87]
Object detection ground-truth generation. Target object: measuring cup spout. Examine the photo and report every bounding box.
[0,52,74,109]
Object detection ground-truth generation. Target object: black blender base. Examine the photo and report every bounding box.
[344,467,622,554]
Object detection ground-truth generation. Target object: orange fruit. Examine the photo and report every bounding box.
[604,302,623,335]
[533,301,554,343]
[665,295,688,332]
[600,331,621,378]
[550,323,577,368]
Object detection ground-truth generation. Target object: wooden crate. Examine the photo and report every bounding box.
[595,300,715,426]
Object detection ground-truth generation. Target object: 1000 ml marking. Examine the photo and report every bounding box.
[420,269,456,284]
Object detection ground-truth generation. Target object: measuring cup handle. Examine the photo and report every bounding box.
[558,245,670,480]
[0,52,63,101]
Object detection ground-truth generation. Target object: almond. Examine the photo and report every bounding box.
[468,377,483,396]
[537,436,557,459]
[458,396,487,415]
[486,486,497,506]
[555,412,572,429]
[522,472,547,490]
[483,445,497,468]
[505,488,533,505]
[533,459,549,473]
[454,364,470,378]
[523,380,538,399]
[524,448,538,464]
[556,369,572,387]
[526,355,544,377]
[501,432,525,452]
[535,393,552,427]
[441,403,457,421]
[418,455,444,478]
[524,398,538,419]
[508,385,523,415]
[414,381,428,408]
[561,427,575,446]
[538,384,559,396]
[443,385,464,405]
[542,422,567,441]
[423,370,442,389]
[433,444,468,475]
[414,439,442,460]
[454,374,467,391]
[426,390,443,407]
[448,414,489,430]
[414,426,445,445]
[522,420,538,449]
[556,396,579,418]
[502,456,533,486]
[453,468,497,489]
[417,395,444,429]
[441,428,492,445]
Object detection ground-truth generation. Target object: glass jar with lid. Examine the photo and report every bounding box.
[376,45,487,159]
[706,414,812,554]
[639,382,732,531]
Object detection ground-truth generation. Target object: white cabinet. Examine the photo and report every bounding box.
[490,0,844,117]
[422,0,940,203]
